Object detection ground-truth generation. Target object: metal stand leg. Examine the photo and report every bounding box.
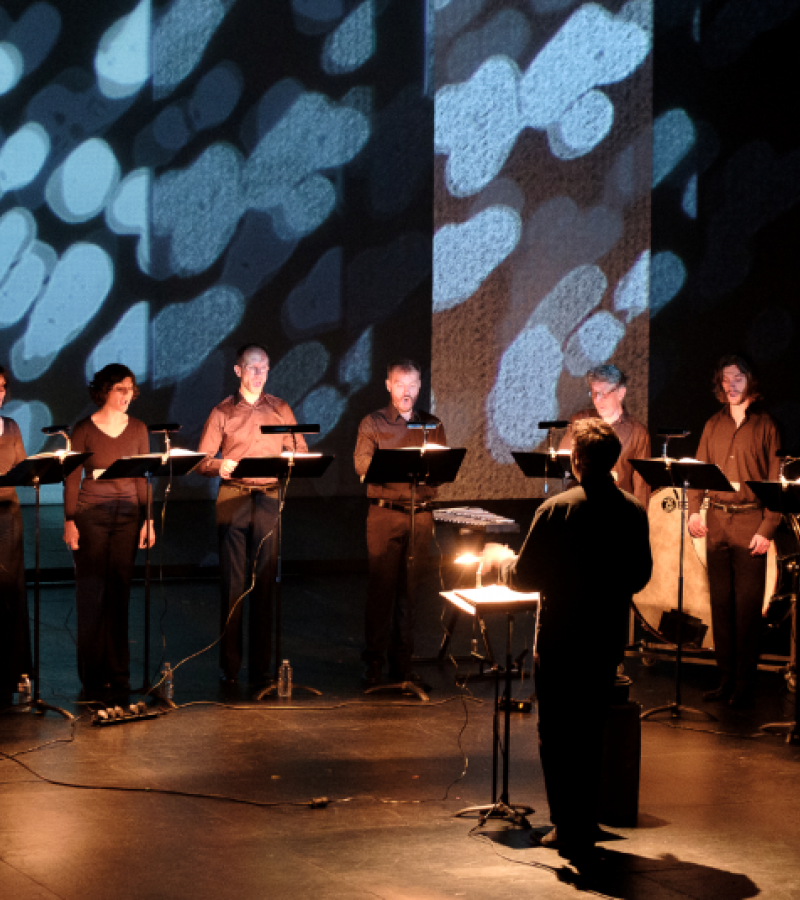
[255,481,321,701]
[455,613,533,827]
[29,478,73,719]
[641,480,716,722]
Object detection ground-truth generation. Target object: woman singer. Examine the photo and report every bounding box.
[63,364,155,697]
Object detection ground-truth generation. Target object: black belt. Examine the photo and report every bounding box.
[223,482,279,496]
[709,501,760,514]
[372,498,431,514]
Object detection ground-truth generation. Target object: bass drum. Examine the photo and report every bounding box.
[634,489,714,648]
[634,490,778,648]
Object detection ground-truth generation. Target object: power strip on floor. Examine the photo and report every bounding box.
[91,702,159,726]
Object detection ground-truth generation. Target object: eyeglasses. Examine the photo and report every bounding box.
[588,385,619,401]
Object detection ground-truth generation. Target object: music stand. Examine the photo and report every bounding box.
[747,479,800,744]
[631,457,734,721]
[364,445,466,700]
[234,449,333,701]
[442,585,540,828]
[100,450,204,706]
[0,452,89,719]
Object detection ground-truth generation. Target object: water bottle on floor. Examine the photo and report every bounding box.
[162,663,174,700]
[16,674,31,708]
[277,660,292,699]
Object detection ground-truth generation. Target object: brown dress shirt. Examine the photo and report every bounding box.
[559,409,651,508]
[354,404,446,503]
[197,392,307,488]
[0,417,25,503]
[687,403,781,540]
[64,417,150,520]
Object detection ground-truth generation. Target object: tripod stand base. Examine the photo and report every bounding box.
[254,683,323,701]
[760,721,800,744]
[640,702,717,721]
[455,801,533,828]
[365,680,430,702]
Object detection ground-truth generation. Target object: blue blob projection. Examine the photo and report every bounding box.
[649,251,686,316]
[652,108,695,188]
[322,0,375,75]
[435,3,652,197]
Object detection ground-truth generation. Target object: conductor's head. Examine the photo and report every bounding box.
[571,419,621,483]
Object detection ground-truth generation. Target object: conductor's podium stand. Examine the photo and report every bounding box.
[598,683,642,828]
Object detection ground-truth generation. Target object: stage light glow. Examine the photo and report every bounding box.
[282,247,342,339]
[11,243,115,382]
[299,385,347,443]
[433,206,521,312]
[613,250,650,323]
[2,399,52,455]
[487,325,562,462]
[46,138,121,224]
[95,0,151,100]
[682,173,697,218]
[153,0,230,100]
[322,0,375,75]
[152,142,243,278]
[652,108,695,188]
[527,264,608,345]
[0,241,56,328]
[86,301,149,383]
[436,5,650,196]
[547,88,614,160]
[0,208,36,281]
[564,311,625,377]
[445,8,531,84]
[339,327,372,394]
[152,285,244,387]
[267,342,330,409]
[0,123,50,194]
[650,251,686,316]
[0,41,23,96]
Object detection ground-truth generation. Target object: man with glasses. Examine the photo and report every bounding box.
[559,364,650,507]
[687,355,780,708]
[198,343,307,691]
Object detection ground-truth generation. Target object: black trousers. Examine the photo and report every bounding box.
[73,497,140,689]
[216,485,279,684]
[364,505,433,672]
[706,507,766,692]
[0,500,31,694]
[535,655,617,840]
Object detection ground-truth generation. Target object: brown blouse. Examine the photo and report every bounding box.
[64,417,150,520]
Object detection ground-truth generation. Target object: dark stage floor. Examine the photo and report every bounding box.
[1,570,799,900]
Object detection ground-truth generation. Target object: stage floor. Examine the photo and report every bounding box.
[1,571,799,900]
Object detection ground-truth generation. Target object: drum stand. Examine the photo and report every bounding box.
[632,451,733,722]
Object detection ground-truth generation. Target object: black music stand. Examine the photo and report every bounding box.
[0,452,89,719]
[443,586,540,828]
[99,450,204,707]
[631,458,734,721]
[364,445,466,700]
[747,480,800,744]
[233,450,333,701]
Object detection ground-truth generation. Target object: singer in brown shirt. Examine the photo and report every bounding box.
[688,356,780,707]
[354,359,446,686]
[559,365,650,508]
[197,343,306,688]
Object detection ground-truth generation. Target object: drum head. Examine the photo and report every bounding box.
[634,489,713,647]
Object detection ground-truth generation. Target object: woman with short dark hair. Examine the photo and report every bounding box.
[63,364,154,698]
[0,366,32,706]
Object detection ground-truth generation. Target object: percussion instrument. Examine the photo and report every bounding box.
[634,489,779,648]
[433,507,519,532]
